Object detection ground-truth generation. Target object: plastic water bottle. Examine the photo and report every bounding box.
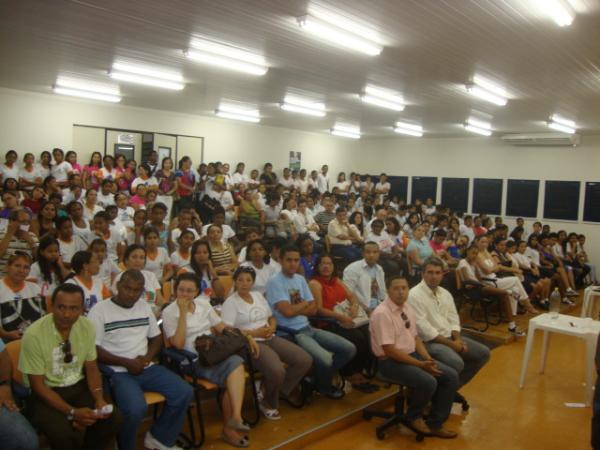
[549,288,561,320]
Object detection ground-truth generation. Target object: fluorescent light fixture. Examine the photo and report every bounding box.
[548,121,575,134]
[215,103,260,123]
[186,39,268,76]
[361,84,405,111]
[280,95,326,117]
[53,77,121,102]
[544,0,575,26]
[466,85,507,106]
[464,125,492,136]
[331,123,361,139]
[394,121,423,137]
[464,117,492,136]
[297,14,383,56]
[466,75,508,106]
[53,87,121,103]
[550,114,576,128]
[109,62,184,90]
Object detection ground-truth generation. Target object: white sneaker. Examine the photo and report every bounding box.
[254,380,264,402]
[562,297,575,306]
[144,432,183,450]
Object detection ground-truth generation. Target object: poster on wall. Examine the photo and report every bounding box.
[158,146,171,167]
[289,151,301,170]
[117,133,135,144]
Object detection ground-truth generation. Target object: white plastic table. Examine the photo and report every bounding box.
[518,313,600,406]
[581,286,600,318]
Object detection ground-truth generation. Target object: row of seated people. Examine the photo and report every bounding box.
[1,247,493,449]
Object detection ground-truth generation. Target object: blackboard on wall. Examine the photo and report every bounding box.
[543,180,580,221]
[441,178,469,213]
[472,178,502,215]
[388,176,408,204]
[411,176,437,204]
[583,182,600,222]
[506,179,539,218]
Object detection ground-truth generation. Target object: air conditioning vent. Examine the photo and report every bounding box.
[501,133,580,147]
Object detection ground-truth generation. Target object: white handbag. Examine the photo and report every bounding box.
[333,300,370,328]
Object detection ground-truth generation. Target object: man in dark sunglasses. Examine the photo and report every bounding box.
[19,283,121,450]
[370,275,459,439]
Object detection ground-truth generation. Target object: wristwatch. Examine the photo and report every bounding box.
[66,408,75,421]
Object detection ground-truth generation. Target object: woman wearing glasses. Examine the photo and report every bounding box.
[162,273,259,448]
[221,267,312,421]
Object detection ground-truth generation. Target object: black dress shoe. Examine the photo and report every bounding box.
[454,392,469,411]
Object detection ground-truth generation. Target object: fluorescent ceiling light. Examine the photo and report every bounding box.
[466,117,492,130]
[53,87,121,103]
[112,62,183,82]
[331,124,361,139]
[186,39,268,76]
[281,103,326,117]
[464,125,492,136]
[54,77,121,102]
[548,121,575,134]
[466,75,508,106]
[281,95,326,117]
[466,85,507,106]
[465,117,492,136]
[544,0,575,26]
[297,14,383,56]
[361,84,405,111]
[394,121,423,137]
[550,114,576,128]
[109,62,185,90]
[216,103,260,123]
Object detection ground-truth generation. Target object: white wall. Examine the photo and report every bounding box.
[0,87,359,178]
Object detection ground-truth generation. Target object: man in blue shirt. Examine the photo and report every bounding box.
[266,245,356,399]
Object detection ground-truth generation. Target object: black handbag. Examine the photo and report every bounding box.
[194,328,248,367]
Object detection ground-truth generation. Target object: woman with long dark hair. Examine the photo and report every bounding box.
[27,235,69,299]
[309,254,378,393]
[186,239,225,298]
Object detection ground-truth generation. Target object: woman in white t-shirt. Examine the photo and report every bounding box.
[50,148,73,187]
[37,151,52,181]
[82,189,104,222]
[334,172,350,196]
[27,235,69,300]
[66,250,111,314]
[89,238,119,289]
[170,229,193,274]
[162,273,258,447]
[143,226,172,282]
[99,155,118,182]
[0,150,20,184]
[55,216,86,268]
[130,163,159,194]
[112,244,164,314]
[66,201,93,246]
[222,267,311,421]
[18,153,42,192]
[239,240,278,295]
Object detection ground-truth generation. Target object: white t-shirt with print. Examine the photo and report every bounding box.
[144,248,170,279]
[221,291,272,340]
[58,236,87,264]
[51,161,73,182]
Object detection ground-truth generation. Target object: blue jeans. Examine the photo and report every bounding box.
[425,335,490,388]
[108,364,193,450]
[593,372,600,449]
[378,353,459,429]
[294,326,356,393]
[0,407,38,450]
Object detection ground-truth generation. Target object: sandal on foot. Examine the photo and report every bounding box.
[220,432,249,448]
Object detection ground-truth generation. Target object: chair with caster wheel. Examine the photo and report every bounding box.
[362,373,426,442]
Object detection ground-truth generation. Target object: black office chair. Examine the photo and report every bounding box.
[362,372,426,442]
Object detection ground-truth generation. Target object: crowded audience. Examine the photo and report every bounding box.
[0,147,595,449]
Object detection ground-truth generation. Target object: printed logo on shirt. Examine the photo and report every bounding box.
[288,289,301,304]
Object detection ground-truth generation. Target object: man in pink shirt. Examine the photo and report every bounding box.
[369,276,458,439]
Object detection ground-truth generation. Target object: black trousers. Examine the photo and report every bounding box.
[327,323,373,377]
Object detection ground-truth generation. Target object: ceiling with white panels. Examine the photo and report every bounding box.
[0,0,599,137]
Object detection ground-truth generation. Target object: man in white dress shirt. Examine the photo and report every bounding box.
[317,165,329,194]
[408,257,490,401]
